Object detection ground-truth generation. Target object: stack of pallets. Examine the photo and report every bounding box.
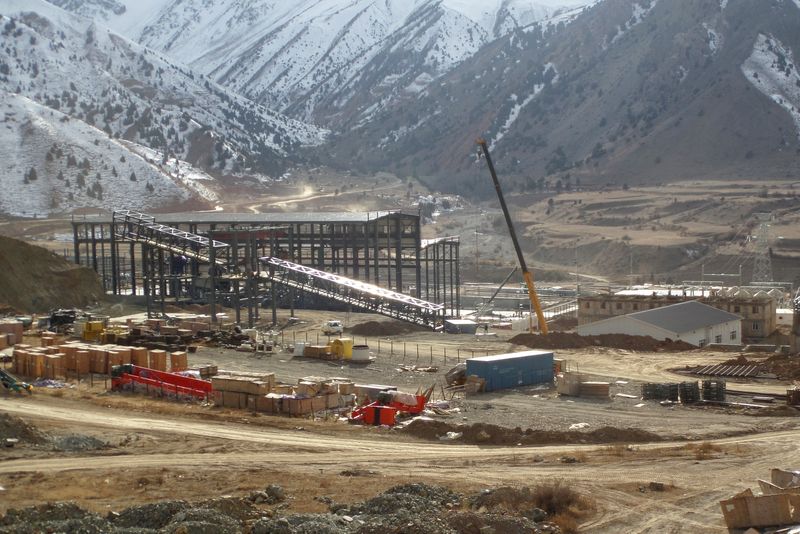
[702,380,726,401]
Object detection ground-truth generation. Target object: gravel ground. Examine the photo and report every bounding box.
[190,340,799,440]
[0,484,564,534]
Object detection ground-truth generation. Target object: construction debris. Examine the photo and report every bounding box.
[721,469,800,530]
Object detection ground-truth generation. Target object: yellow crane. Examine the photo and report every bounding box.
[476,138,548,334]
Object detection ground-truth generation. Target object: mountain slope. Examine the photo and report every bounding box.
[24,0,800,200]
[329,0,800,193]
[47,0,594,124]
[0,0,328,215]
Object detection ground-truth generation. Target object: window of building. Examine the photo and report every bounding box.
[585,302,590,309]
[698,339,706,347]
[616,303,622,310]
[734,305,740,313]
[601,302,606,309]
[715,335,722,344]
[730,330,737,340]
[752,305,759,313]
[752,322,760,331]
[632,304,638,310]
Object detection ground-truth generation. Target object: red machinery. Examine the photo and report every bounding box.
[111,364,211,400]
[350,389,430,426]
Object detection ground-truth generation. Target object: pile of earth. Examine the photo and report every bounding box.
[0,235,104,313]
[0,413,49,445]
[0,413,109,451]
[719,354,800,380]
[347,320,428,337]
[0,494,263,534]
[0,484,572,534]
[510,332,695,352]
[254,483,563,534]
[402,419,663,446]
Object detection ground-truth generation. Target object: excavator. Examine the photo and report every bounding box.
[477,138,548,334]
[0,368,33,395]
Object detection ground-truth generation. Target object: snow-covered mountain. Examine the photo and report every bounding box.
[47,0,595,123]
[9,0,800,207]
[0,0,327,215]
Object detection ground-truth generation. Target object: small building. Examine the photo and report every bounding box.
[576,300,741,347]
[466,350,554,392]
[578,288,775,340]
[444,319,478,334]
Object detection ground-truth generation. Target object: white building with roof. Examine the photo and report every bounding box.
[576,300,742,347]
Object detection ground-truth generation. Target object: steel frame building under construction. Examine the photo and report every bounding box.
[71,211,460,327]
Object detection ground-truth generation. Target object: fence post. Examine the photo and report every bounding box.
[390,340,393,356]
[378,339,381,353]
[430,345,433,364]
[443,347,446,364]
[403,342,406,360]
[416,344,419,363]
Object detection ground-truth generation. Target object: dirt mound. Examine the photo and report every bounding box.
[0,413,49,445]
[52,434,108,451]
[510,332,695,352]
[347,320,428,337]
[719,354,800,380]
[0,235,104,313]
[402,419,662,446]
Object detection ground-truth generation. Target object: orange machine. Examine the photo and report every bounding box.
[350,389,430,426]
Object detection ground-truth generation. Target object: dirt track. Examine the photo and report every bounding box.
[1,313,798,532]
[1,393,799,533]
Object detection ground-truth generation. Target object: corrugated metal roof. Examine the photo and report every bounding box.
[629,300,740,333]
[74,211,408,224]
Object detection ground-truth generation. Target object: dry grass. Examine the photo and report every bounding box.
[684,441,722,460]
[531,480,595,532]
[603,444,630,457]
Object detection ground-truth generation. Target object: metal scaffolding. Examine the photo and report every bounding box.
[72,210,461,324]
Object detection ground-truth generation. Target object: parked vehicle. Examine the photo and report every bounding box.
[322,320,343,335]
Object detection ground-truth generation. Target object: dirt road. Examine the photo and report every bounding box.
[1,394,799,533]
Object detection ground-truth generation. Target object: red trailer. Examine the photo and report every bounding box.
[111,364,211,400]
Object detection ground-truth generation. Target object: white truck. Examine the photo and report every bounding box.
[322,320,343,336]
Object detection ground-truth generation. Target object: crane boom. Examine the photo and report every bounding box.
[477,138,548,335]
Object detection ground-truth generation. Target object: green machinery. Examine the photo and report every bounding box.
[0,368,33,395]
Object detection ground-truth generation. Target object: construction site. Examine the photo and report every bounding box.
[2,151,800,533]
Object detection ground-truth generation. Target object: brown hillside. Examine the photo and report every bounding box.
[0,235,103,313]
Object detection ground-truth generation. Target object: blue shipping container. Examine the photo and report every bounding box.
[466,350,554,392]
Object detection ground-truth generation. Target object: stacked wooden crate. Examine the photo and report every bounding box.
[211,373,276,409]
[211,372,356,415]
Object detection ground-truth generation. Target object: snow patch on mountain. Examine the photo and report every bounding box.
[46,0,595,122]
[742,34,800,137]
[490,63,558,150]
[121,142,219,202]
[703,23,720,55]
[0,93,188,217]
[0,0,326,191]
[609,0,660,46]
